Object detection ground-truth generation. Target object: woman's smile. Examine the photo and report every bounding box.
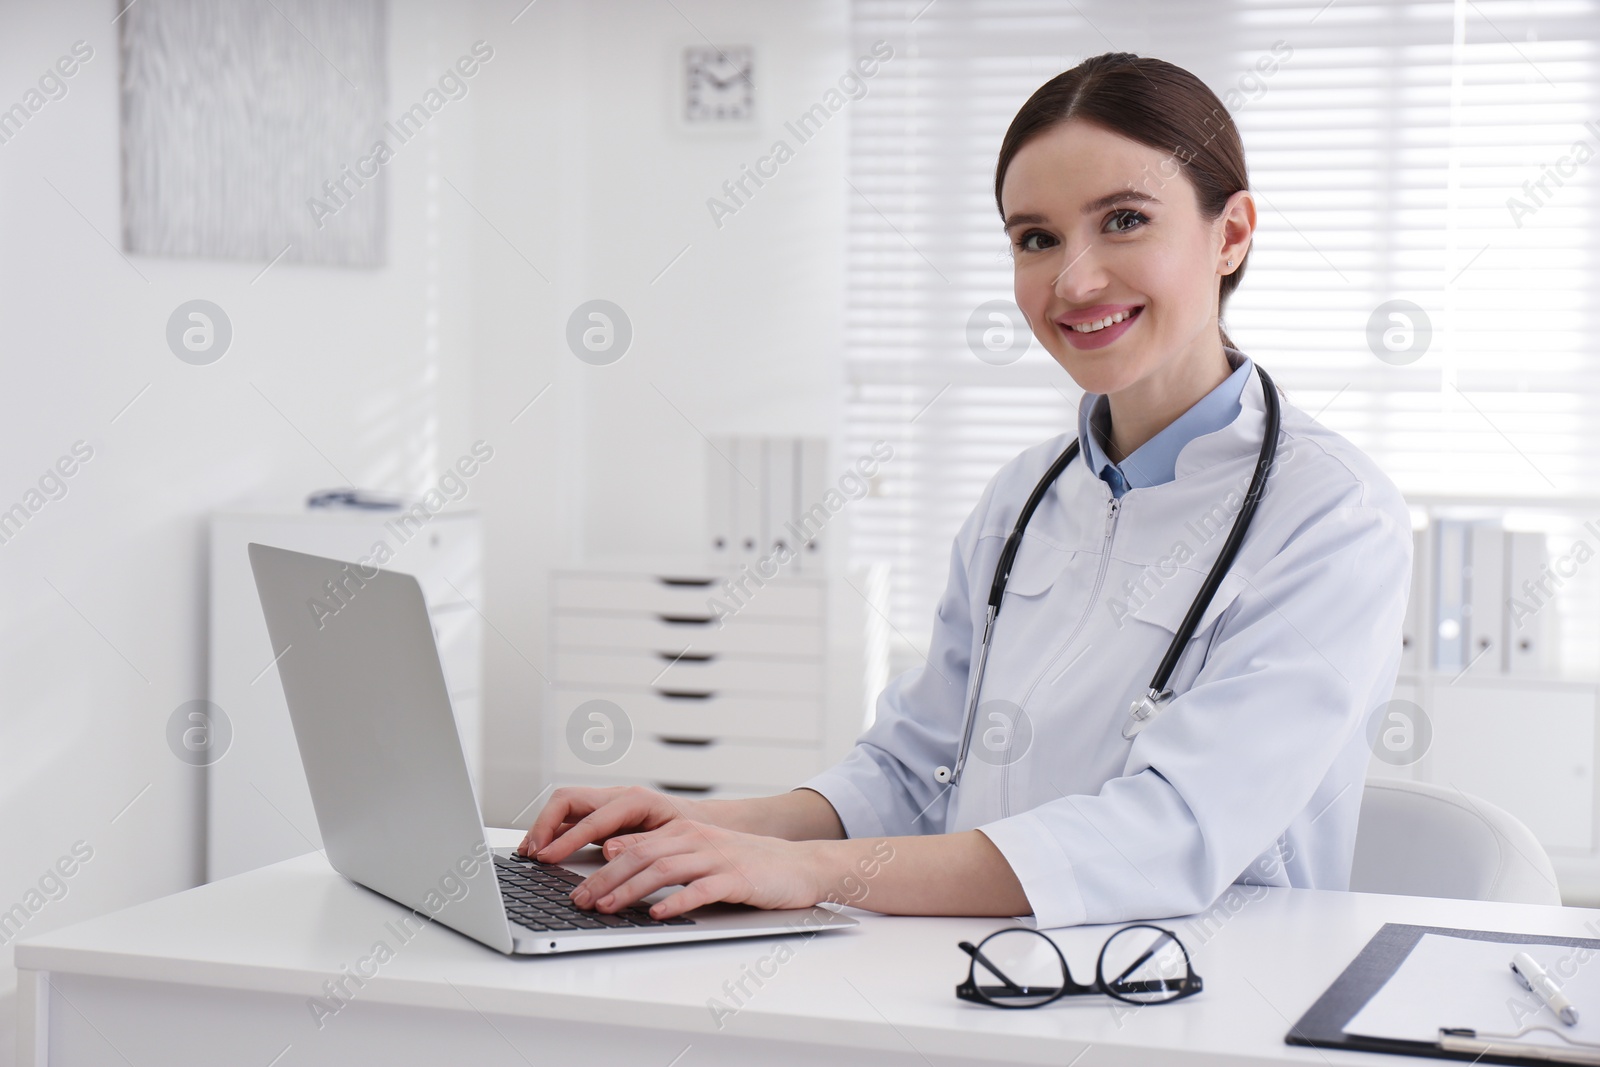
[1058,304,1145,349]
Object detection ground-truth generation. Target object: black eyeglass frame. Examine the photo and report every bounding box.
[956,923,1204,1009]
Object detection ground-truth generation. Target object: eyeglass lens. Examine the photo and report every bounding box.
[969,929,1067,1007]
[1098,925,1192,1003]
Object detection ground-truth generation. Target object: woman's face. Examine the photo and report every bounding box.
[1000,119,1248,398]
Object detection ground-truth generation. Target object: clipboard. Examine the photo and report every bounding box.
[1286,922,1600,1065]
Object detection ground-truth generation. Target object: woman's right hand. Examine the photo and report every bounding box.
[517,785,705,863]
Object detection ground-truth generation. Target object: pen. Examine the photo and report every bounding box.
[1514,951,1580,1026]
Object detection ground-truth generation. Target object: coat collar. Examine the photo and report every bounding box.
[1008,349,1282,565]
[1078,346,1255,489]
[1172,346,1271,480]
[1112,350,1279,566]
[1075,347,1273,489]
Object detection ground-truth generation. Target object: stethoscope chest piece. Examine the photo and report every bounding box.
[1122,688,1174,740]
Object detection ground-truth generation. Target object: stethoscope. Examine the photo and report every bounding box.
[934,365,1281,786]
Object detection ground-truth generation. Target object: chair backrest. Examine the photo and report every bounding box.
[1350,778,1562,906]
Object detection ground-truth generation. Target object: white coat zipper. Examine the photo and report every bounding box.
[1072,495,1123,650]
[1002,493,1122,819]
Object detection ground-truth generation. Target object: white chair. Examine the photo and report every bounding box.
[1350,778,1563,906]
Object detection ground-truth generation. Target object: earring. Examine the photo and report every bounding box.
[1226,259,1233,268]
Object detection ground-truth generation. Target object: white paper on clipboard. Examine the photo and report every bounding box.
[1342,933,1600,1051]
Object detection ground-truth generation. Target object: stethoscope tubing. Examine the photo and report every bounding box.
[937,365,1282,787]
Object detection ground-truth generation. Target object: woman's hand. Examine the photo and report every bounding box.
[569,820,826,919]
[518,785,706,863]
[522,789,1032,918]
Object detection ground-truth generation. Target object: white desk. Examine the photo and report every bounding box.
[16,828,1600,1066]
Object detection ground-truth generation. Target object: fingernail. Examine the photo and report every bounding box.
[572,886,590,906]
[599,894,615,909]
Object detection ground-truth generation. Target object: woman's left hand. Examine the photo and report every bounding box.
[569,819,826,919]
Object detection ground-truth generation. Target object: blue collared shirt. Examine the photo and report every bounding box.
[1077,349,1254,498]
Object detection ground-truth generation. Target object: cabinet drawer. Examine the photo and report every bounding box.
[554,573,822,621]
[554,651,822,697]
[548,732,824,789]
[551,687,821,744]
[547,772,773,803]
[554,612,821,658]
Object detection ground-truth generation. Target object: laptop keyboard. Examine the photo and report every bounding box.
[494,854,696,931]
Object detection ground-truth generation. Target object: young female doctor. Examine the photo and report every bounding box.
[520,52,1412,929]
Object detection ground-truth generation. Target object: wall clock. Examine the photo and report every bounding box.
[684,45,755,124]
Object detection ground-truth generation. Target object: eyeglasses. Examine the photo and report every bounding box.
[957,923,1203,1009]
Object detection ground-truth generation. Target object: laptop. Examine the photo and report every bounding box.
[246,542,857,955]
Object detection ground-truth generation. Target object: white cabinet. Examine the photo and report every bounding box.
[208,509,483,882]
[1425,678,1595,853]
[545,564,886,799]
[1383,671,1600,901]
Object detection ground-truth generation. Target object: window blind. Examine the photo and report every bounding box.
[845,0,1600,674]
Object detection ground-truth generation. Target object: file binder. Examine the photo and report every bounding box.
[1466,522,1506,673]
[731,437,763,562]
[1401,526,1428,673]
[1506,530,1556,676]
[1434,520,1468,672]
[704,435,832,573]
[706,434,735,559]
[796,437,829,571]
[763,437,798,562]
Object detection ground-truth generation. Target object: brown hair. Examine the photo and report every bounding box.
[994,53,1250,351]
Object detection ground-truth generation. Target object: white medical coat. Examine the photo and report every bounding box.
[799,359,1414,929]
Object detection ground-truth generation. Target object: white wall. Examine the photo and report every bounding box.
[0,0,849,1053]
[0,0,479,1048]
[465,0,848,824]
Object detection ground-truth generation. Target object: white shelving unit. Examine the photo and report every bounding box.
[545,559,888,801]
[1373,494,1600,905]
[207,508,484,882]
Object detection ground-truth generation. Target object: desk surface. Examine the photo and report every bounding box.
[17,828,1600,1066]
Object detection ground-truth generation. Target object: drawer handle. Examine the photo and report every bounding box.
[658,576,715,588]
[653,781,714,794]
[658,650,715,663]
[657,613,716,626]
[657,735,715,747]
[656,689,715,700]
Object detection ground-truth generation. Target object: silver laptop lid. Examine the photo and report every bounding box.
[247,543,513,953]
